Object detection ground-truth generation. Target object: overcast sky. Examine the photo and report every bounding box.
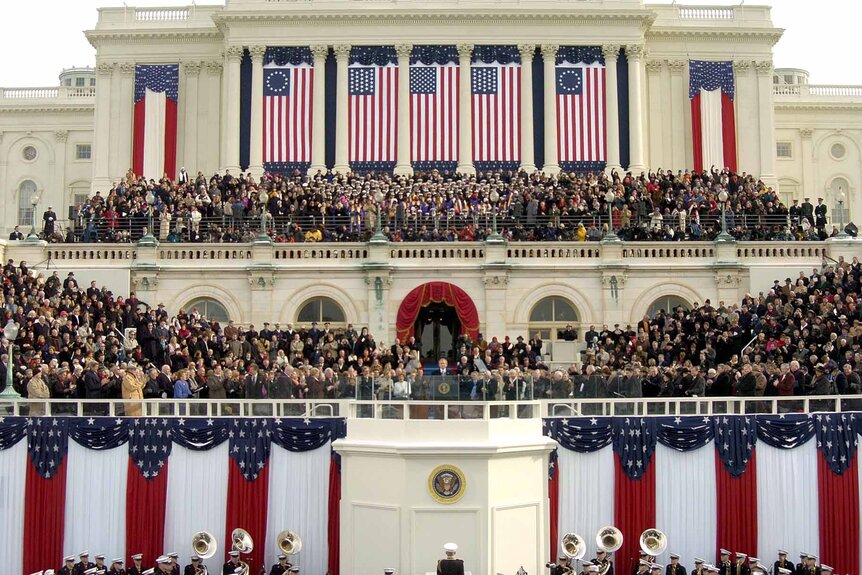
[0,0,851,87]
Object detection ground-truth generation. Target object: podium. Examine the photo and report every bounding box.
[333,406,555,575]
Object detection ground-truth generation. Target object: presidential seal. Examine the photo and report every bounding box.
[428,464,466,504]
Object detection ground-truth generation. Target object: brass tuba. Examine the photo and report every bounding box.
[561,533,586,560]
[595,526,624,553]
[192,531,218,560]
[639,529,667,557]
[231,528,254,554]
[276,530,303,556]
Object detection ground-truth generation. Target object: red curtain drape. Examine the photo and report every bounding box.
[23,459,68,575]
[715,450,758,560]
[125,460,169,568]
[691,95,703,173]
[225,460,270,571]
[614,457,655,574]
[817,455,859,575]
[132,99,146,178]
[721,93,737,173]
[164,97,178,180]
[327,453,342,575]
[395,282,480,342]
[549,452,560,562]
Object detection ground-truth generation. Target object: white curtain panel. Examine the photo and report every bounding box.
[143,88,167,180]
[558,445,615,560]
[655,443,717,570]
[756,441,819,561]
[0,440,27,575]
[264,444,331,575]
[163,442,230,568]
[700,88,725,170]
[63,441,128,561]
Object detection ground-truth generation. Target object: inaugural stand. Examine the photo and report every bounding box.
[333,406,556,575]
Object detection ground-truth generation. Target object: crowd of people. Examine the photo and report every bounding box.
[26,166,848,245]
[0,250,859,413]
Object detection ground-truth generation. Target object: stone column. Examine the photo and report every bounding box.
[602,44,621,174]
[733,60,756,175]
[518,44,536,173]
[541,44,560,175]
[645,59,664,170]
[223,46,244,174]
[799,128,814,203]
[626,44,646,173]
[92,62,114,192]
[203,61,223,176]
[333,44,351,174]
[394,44,414,175]
[456,43,475,175]
[117,62,136,177]
[181,61,201,174]
[668,59,686,169]
[108,65,122,180]
[248,45,267,179]
[309,45,329,175]
[53,130,68,215]
[755,60,778,187]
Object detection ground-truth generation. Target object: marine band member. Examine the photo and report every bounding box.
[549,555,572,575]
[184,556,203,575]
[222,551,241,575]
[60,556,76,575]
[774,551,792,575]
[167,553,180,575]
[692,558,705,575]
[592,549,614,575]
[718,550,732,575]
[269,554,292,575]
[108,559,126,575]
[667,553,687,575]
[731,553,750,575]
[75,552,97,575]
[129,555,143,575]
[437,543,465,575]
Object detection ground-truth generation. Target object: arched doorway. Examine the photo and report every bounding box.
[395,282,480,362]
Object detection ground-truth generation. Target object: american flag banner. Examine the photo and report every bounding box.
[556,61,606,171]
[348,46,398,169]
[689,60,737,173]
[410,64,459,166]
[132,64,179,181]
[263,50,313,170]
[471,63,520,165]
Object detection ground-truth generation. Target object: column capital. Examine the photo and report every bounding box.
[601,44,621,59]
[518,44,536,60]
[395,44,413,59]
[333,44,352,59]
[667,59,686,74]
[181,60,202,77]
[754,60,773,76]
[204,60,223,74]
[645,59,663,74]
[540,44,559,58]
[224,45,245,62]
[311,44,329,59]
[625,44,646,62]
[457,43,474,59]
[118,62,136,76]
[799,127,814,139]
[733,59,752,73]
[54,130,69,144]
[248,45,267,61]
[96,62,115,77]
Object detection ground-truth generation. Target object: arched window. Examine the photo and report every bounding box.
[647,295,691,319]
[18,180,37,226]
[297,297,346,326]
[183,298,230,323]
[830,176,851,227]
[528,296,579,341]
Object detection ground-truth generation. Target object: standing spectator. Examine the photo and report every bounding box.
[28,365,51,416]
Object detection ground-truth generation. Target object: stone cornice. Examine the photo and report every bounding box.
[0,104,95,114]
[647,27,783,46]
[86,29,222,48]
[774,101,862,112]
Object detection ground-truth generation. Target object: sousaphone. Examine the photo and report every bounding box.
[276,530,303,556]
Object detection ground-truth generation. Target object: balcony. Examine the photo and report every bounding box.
[0,86,96,100]
[773,83,862,102]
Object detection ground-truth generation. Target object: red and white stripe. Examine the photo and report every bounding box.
[556,64,606,164]
[264,66,314,164]
[410,64,459,162]
[349,65,398,163]
[472,64,520,163]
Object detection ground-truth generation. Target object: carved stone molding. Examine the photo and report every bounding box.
[601,44,621,59]
[96,62,115,77]
[626,44,645,62]
[310,44,329,59]
[799,127,814,139]
[645,60,663,73]
[601,273,627,287]
[395,44,413,59]
[247,274,275,289]
[224,45,245,62]
[364,275,393,288]
[667,59,685,74]
[518,44,536,60]
[131,275,159,291]
[181,61,202,77]
[483,274,509,288]
[248,45,267,61]
[733,59,752,73]
[54,130,68,144]
[714,273,742,287]
[118,62,136,76]
[754,60,773,76]
[541,44,560,58]
[457,44,474,59]
[333,44,351,59]
[204,60,223,74]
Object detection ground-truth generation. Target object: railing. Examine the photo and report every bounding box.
[135,8,190,21]
[677,6,735,20]
[2,396,858,419]
[773,84,862,98]
[0,86,96,100]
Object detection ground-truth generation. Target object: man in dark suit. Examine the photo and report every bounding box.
[814,198,828,229]
[800,198,815,227]
[8,226,23,241]
[244,364,265,399]
[773,550,792,575]
[268,555,291,575]
[43,206,57,236]
[222,551,241,575]
[74,552,96,575]
[666,554,687,575]
[437,543,465,575]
